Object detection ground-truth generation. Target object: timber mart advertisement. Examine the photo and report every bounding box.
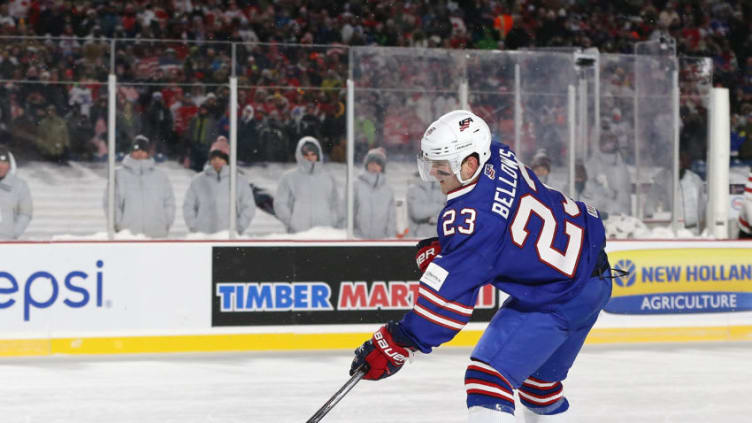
[211,246,499,326]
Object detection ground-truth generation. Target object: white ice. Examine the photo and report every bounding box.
[1,343,750,423]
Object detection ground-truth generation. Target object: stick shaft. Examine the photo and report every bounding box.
[306,369,365,423]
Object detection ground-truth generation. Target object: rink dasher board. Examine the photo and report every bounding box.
[0,240,750,356]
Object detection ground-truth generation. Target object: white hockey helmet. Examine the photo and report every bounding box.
[417,110,492,185]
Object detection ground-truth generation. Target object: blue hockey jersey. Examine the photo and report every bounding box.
[401,142,606,353]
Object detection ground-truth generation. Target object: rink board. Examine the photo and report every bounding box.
[0,240,750,356]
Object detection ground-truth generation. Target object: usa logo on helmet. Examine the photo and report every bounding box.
[458,117,473,131]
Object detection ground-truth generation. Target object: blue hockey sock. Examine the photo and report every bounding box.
[519,377,569,415]
[465,359,515,415]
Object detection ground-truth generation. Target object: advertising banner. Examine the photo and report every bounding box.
[211,246,500,326]
[0,243,210,333]
[605,248,752,314]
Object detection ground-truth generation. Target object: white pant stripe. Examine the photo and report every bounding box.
[465,383,515,402]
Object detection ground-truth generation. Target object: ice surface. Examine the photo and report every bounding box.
[1,343,750,422]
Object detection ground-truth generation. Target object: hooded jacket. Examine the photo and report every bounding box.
[274,137,343,233]
[0,151,32,239]
[645,167,706,232]
[183,163,255,234]
[584,149,631,216]
[353,150,396,239]
[406,178,445,238]
[105,155,175,237]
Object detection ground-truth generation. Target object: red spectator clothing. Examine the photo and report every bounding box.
[382,107,412,147]
[249,100,271,118]
[202,7,219,28]
[122,14,137,31]
[449,34,469,49]
[84,80,103,103]
[161,87,183,109]
[172,103,199,135]
[154,7,169,22]
[362,15,379,29]
[681,27,701,50]
[243,5,260,22]
[135,56,160,80]
[494,14,513,38]
[26,0,39,26]
[283,76,301,88]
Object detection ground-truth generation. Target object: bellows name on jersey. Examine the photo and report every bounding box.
[491,148,520,219]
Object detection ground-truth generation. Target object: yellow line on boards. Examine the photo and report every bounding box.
[1,326,751,357]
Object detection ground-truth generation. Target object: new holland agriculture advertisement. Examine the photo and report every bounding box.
[605,248,752,314]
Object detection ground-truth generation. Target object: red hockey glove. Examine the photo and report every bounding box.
[350,322,414,381]
[416,237,441,274]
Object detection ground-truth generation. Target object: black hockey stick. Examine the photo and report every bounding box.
[306,366,366,423]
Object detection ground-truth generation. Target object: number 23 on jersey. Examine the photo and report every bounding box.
[440,193,583,277]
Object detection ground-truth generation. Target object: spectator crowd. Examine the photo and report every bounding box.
[0,0,750,239]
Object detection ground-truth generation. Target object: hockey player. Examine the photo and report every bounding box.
[350,110,613,422]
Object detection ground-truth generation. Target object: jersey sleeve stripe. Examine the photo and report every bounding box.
[413,303,466,330]
[418,285,474,316]
[740,216,751,230]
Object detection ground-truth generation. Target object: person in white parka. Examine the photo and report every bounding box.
[183,137,255,235]
[0,145,32,239]
[353,147,397,239]
[105,135,175,238]
[274,136,343,233]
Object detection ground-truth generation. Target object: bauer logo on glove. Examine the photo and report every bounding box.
[416,237,441,274]
[373,329,408,365]
[350,322,415,380]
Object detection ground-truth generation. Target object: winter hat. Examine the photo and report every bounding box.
[364,147,387,171]
[0,145,10,162]
[209,136,230,162]
[530,149,551,172]
[301,140,320,157]
[131,135,151,153]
